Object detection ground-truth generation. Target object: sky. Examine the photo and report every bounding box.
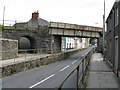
[0,0,115,27]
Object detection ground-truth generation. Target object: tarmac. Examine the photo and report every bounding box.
[85,53,119,88]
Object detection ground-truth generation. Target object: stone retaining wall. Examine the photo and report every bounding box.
[0,38,18,60]
[1,49,81,77]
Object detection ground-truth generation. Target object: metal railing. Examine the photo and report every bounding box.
[56,47,94,90]
[1,48,67,66]
[1,47,83,67]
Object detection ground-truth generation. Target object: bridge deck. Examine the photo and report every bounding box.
[49,22,103,38]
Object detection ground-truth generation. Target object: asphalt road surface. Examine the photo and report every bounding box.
[2,47,93,89]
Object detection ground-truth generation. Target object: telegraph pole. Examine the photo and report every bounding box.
[103,0,105,60]
[2,6,5,26]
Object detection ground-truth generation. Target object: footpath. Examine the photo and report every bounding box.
[85,53,119,88]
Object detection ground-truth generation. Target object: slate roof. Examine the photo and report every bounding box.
[27,18,49,28]
[13,22,28,28]
[13,18,49,28]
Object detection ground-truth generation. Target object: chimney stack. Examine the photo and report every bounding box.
[32,11,39,19]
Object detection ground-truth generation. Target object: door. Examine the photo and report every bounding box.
[114,36,118,75]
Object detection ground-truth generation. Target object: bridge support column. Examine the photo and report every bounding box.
[51,36,62,53]
[97,37,103,53]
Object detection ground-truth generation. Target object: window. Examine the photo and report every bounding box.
[115,6,119,27]
[80,38,82,43]
[67,43,69,48]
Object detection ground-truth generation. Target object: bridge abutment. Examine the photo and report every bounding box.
[51,35,62,53]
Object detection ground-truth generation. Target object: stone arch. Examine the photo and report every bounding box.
[18,36,35,50]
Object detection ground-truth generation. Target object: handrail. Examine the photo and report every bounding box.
[57,64,79,90]
[18,48,53,51]
[56,47,94,90]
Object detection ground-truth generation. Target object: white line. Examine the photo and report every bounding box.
[60,65,70,72]
[72,60,77,64]
[29,74,55,88]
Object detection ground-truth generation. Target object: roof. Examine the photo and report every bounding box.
[27,18,49,28]
[13,18,49,29]
[13,22,27,28]
[115,0,120,2]
[106,0,120,22]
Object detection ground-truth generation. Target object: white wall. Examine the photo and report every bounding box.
[66,37,75,49]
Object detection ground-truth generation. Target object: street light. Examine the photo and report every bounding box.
[2,6,5,27]
[2,6,5,30]
[103,0,105,60]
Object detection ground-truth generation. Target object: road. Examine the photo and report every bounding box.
[2,47,93,89]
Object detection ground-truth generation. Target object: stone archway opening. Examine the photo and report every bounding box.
[18,36,35,50]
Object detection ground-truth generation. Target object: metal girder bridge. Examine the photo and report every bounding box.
[49,22,103,38]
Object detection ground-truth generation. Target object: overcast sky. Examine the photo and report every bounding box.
[0,0,115,27]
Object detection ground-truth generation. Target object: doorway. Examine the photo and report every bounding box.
[114,36,118,75]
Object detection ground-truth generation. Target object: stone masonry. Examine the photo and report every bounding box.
[0,38,18,60]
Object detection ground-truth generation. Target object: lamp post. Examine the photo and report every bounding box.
[2,6,5,30]
[103,0,105,60]
[2,6,5,27]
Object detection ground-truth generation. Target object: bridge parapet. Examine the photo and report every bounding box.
[49,22,103,32]
[49,22,103,38]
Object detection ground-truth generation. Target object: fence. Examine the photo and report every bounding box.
[0,19,47,30]
[1,48,68,66]
[1,48,83,77]
[56,47,94,90]
[0,20,20,29]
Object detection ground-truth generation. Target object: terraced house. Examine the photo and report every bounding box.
[106,0,120,77]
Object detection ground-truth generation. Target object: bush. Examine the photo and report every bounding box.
[0,24,5,30]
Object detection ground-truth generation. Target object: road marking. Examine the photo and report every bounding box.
[72,60,77,64]
[60,65,70,72]
[29,74,55,88]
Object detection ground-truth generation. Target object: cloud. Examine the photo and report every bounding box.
[0,0,115,27]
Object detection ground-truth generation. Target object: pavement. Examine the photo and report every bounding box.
[0,48,80,67]
[0,54,51,67]
[85,53,119,88]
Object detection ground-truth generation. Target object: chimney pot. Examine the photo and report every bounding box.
[32,11,39,19]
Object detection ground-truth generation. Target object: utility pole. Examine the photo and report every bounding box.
[2,6,5,27]
[103,0,105,60]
